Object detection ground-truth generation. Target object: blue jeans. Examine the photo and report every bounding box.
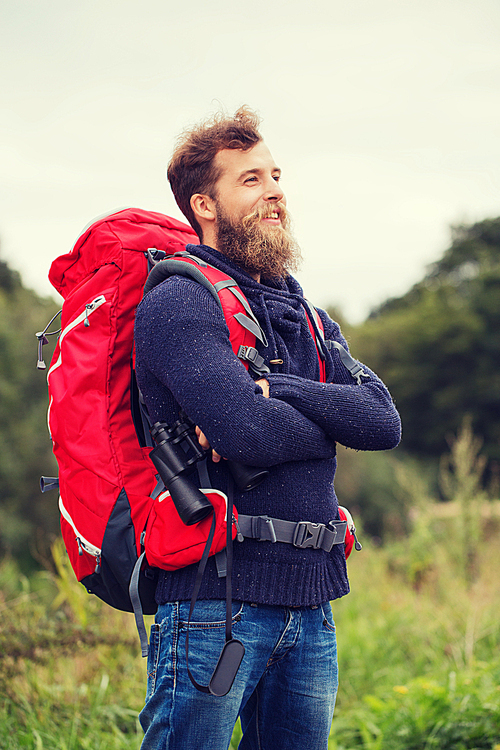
[140,600,338,750]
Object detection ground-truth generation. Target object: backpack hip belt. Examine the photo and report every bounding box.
[236,514,347,552]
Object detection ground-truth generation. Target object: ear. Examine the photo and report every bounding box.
[190,193,216,225]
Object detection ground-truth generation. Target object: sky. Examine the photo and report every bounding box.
[1,0,500,322]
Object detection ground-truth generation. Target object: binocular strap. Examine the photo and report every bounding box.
[185,475,245,697]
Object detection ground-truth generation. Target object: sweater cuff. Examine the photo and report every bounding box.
[266,372,310,401]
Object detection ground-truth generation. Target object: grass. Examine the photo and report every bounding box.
[0,556,146,750]
[1,510,499,750]
[330,507,500,749]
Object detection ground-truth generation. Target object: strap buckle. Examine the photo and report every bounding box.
[251,515,277,543]
[237,346,270,377]
[293,521,325,550]
[238,345,258,363]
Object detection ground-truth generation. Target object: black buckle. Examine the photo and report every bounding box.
[293,521,325,550]
[238,345,258,363]
[252,516,277,543]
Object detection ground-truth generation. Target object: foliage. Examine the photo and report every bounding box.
[331,527,500,749]
[1,219,500,746]
[330,668,500,750]
[0,253,60,570]
[0,545,146,750]
[333,445,412,541]
[347,217,500,471]
[331,423,500,747]
[439,417,487,584]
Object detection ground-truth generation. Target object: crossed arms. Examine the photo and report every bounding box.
[135,277,401,468]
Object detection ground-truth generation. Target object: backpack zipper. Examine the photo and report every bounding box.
[338,505,363,551]
[59,495,102,573]
[48,295,106,378]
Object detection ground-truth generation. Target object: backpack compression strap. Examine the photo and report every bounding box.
[144,253,270,378]
[303,300,369,385]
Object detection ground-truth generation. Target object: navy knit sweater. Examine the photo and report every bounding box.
[134,244,401,606]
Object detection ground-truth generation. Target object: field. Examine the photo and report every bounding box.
[1,504,499,750]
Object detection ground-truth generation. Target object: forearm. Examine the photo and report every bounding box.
[196,385,339,466]
[267,371,401,451]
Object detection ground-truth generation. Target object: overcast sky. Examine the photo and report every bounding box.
[2,0,499,322]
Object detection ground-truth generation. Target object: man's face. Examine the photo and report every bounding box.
[211,141,301,279]
[213,140,286,227]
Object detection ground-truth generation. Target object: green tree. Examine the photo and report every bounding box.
[349,217,500,471]
[0,253,60,569]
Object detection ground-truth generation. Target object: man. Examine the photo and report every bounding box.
[134,106,401,750]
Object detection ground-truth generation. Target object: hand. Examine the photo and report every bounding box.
[256,378,270,398]
[195,426,223,463]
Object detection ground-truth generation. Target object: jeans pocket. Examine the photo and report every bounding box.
[177,601,245,687]
[320,602,336,633]
[178,600,244,630]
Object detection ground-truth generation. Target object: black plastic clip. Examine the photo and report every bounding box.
[293,521,325,550]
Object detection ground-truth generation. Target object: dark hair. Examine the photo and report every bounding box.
[167,106,262,240]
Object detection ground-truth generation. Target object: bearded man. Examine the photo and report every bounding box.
[134,107,401,750]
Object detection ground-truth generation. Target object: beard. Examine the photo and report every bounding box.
[214,201,302,281]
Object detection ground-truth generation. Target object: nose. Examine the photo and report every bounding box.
[263,176,285,204]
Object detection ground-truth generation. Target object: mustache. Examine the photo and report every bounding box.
[242,202,289,229]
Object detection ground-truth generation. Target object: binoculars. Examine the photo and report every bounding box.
[149,418,268,526]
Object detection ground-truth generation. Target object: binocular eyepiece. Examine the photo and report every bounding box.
[149,418,269,526]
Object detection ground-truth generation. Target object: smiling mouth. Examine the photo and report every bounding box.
[261,210,281,224]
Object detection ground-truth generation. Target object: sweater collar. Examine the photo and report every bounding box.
[186,244,304,300]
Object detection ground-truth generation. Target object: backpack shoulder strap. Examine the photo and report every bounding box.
[303,300,369,385]
[144,253,270,377]
[303,300,327,383]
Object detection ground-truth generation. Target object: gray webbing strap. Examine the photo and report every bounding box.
[237,345,270,376]
[130,479,167,657]
[182,253,208,266]
[228,285,256,317]
[327,341,369,385]
[237,514,347,552]
[151,477,164,500]
[214,279,236,292]
[233,313,266,344]
[304,300,326,360]
[229,288,268,345]
[129,551,149,657]
[214,549,227,578]
[303,299,369,385]
[40,476,59,493]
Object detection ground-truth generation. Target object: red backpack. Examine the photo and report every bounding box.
[39,209,269,621]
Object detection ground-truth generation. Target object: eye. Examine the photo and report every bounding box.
[273,174,281,182]
[244,176,258,184]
